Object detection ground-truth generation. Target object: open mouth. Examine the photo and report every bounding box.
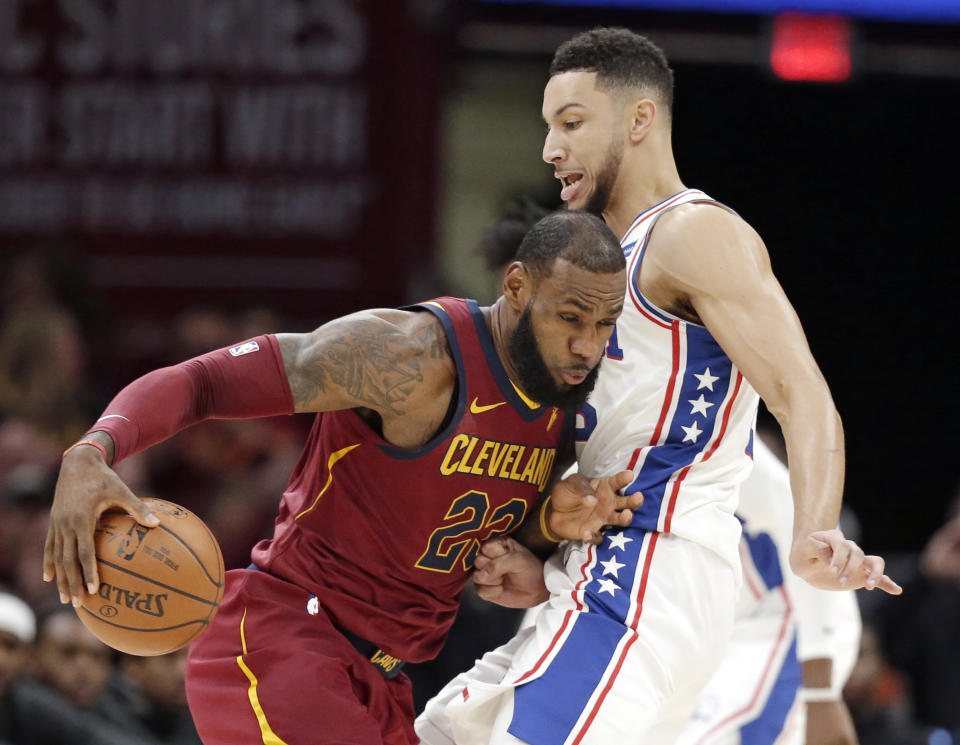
[559,173,584,202]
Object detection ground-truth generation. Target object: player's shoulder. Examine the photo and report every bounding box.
[647,201,768,273]
[338,305,430,331]
[357,307,453,362]
[288,307,453,376]
[655,201,759,246]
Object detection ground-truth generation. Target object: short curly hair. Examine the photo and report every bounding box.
[550,27,674,113]
[516,210,625,285]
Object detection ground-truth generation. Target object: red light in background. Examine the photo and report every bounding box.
[770,11,853,83]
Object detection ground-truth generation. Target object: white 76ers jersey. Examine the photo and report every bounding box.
[577,189,760,571]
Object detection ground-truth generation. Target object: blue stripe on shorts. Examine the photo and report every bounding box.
[740,633,801,745]
[508,612,633,745]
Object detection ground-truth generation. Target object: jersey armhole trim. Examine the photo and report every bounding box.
[628,198,738,329]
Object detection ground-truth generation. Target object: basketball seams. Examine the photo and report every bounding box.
[97,556,220,606]
[77,606,202,656]
[78,605,206,634]
[144,498,223,591]
[155,523,222,588]
[202,516,224,623]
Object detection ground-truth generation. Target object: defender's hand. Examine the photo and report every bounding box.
[548,471,641,544]
[43,445,159,607]
[473,537,548,609]
[790,529,902,595]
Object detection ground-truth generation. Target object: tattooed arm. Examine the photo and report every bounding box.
[278,309,456,447]
[45,309,456,604]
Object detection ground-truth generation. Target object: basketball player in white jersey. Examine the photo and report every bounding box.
[415,27,898,745]
[675,433,861,745]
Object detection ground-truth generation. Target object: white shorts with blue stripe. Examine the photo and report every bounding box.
[675,540,804,745]
[417,530,737,745]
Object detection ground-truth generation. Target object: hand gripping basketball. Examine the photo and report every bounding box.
[45,445,225,655]
[44,442,160,607]
[77,498,225,656]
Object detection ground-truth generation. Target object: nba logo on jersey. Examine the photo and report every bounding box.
[229,341,260,357]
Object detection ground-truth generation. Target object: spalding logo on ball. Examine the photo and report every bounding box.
[76,497,225,656]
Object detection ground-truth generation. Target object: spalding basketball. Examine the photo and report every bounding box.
[76,497,225,656]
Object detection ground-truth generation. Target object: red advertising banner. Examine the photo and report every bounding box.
[0,0,445,319]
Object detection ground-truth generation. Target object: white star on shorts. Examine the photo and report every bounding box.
[607,532,633,551]
[681,421,703,444]
[694,368,720,391]
[597,578,621,597]
[688,394,715,417]
[599,556,627,578]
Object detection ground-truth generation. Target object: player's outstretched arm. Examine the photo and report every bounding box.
[45,310,455,607]
[647,204,900,594]
[44,330,297,607]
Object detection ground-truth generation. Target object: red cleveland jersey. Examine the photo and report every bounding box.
[251,298,573,663]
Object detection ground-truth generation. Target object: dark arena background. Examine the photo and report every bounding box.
[1,1,958,744]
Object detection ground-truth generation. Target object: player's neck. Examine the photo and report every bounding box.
[483,300,526,394]
[604,149,685,239]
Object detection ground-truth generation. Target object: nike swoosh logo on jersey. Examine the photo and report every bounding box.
[470,398,506,414]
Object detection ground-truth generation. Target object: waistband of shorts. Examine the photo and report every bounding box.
[247,563,406,679]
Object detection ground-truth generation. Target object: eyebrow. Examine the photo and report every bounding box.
[562,298,623,315]
[565,298,592,312]
[546,102,586,120]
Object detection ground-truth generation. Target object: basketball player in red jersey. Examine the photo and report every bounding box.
[44,210,640,745]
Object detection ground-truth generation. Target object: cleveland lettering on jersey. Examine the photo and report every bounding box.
[438,434,557,492]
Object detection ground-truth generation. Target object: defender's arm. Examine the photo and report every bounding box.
[645,205,899,594]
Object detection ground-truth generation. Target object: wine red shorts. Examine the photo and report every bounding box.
[186,568,417,745]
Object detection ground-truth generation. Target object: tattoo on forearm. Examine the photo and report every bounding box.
[285,318,450,414]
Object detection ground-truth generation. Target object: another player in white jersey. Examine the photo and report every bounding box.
[417,27,898,745]
[676,434,861,745]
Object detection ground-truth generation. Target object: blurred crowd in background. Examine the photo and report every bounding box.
[1,0,958,740]
[0,250,305,744]
[1,238,959,745]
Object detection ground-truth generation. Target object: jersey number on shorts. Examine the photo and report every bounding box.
[416,491,527,573]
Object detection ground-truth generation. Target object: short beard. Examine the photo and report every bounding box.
[585,136,625,217]
[507,306,601,411]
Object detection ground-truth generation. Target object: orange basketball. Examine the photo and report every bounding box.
[76,497,225,656]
